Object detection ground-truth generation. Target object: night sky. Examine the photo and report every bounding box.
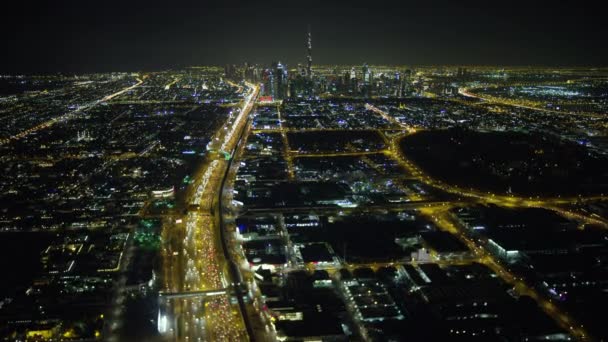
[2,0,606,72]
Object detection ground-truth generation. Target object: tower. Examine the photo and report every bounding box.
[349,67,358,94]
[362,63,372,98]
[275,62,288,99]
[306,26,312,80]
[362,63,371,84]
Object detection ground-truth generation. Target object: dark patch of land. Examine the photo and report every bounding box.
[400,128,608,196]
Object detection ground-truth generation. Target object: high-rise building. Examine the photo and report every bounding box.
[349,67,358,94]
[297,64,307,77]
[275,62,288,99]
[362,63,372,97]
[262,68,275,98]
[362,63,372,84]
[457,67,468,79]
[224,64,238,79]
[306,26,312,80]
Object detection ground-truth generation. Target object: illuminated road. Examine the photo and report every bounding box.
[277,257,479,276]
[160,81,259,341]
[290,150,387,158]
[420,207,590,341]
[220,91,603,341]
[365,103,417,133]
[386,130,607,228]
[276,104,296,180]
[242,201,458,214]
[0,76,145,146]
[251,127,405,133]
[363,104,596,340]
[458,87,604,119]
[164,77,181,90]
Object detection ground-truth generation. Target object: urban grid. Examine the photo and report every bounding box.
[1,14,608,342]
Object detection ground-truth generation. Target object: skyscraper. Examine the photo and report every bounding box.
[306,26,312,80]
[275,62,288,99]
[262,68,275,98]
[362,63,372,84]
[362,63,372,97]
[349,67,358,94]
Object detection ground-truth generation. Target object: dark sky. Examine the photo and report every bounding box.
[2,0,606,72]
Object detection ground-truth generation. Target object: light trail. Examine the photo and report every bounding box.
[458,87,603,119]
[365,103,417,133]
[290,150,387,158]
[161,81,259,342]
[191,160,220,207]
[276,103,296,180]
[386,131,607,225]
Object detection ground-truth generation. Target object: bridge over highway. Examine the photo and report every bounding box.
[159,288,228,300]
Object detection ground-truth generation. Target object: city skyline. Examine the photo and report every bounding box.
[2,0,608,73]
[2,64,607,341]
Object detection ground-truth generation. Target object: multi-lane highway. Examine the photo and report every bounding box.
[160,81,259,341]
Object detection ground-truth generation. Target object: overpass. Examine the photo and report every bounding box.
[159,288,228,300]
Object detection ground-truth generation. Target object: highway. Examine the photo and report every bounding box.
[365,103,417,133]
[160,81,258,342]
[251,127,405,133]
[276,104,296,180]
[277,257,480,275]
[458,87,604,119]
[290,150,387,158]
[220,108,282,342]
[242,201,458,214]
[217,114,257,341]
